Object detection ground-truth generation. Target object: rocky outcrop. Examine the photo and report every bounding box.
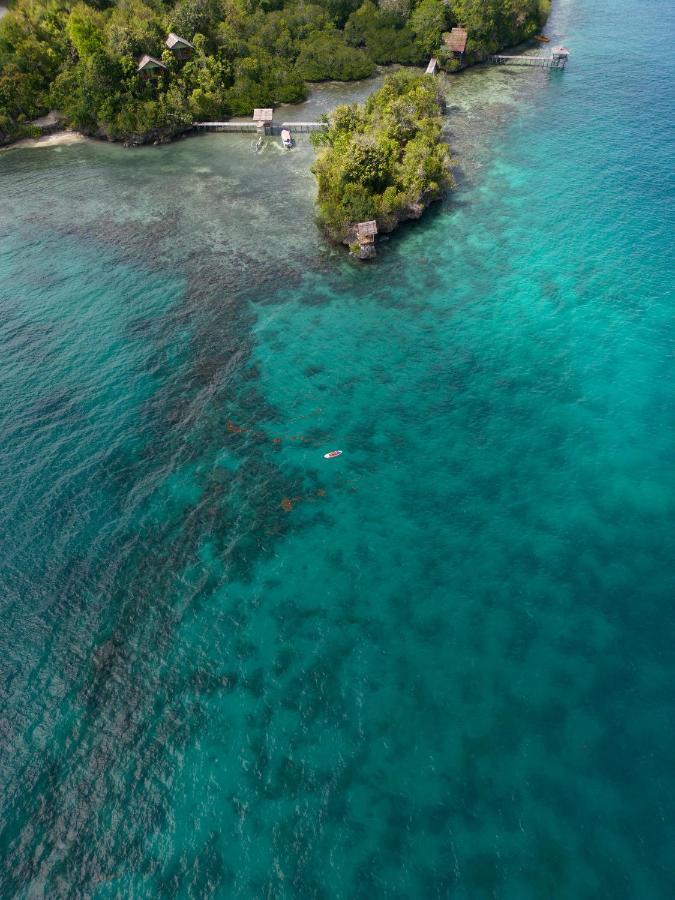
[350,240,376,260]
[120,124,194,147]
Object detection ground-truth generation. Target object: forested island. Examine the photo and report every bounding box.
[0,0,550,146]
[313,71,453,257]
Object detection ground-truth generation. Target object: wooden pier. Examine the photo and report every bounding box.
[195,122,257,133]
[487,46,570,70]
[194,121,327,135]
[278,122,327,134]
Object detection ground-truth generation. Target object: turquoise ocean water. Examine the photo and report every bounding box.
[1,0,674,895]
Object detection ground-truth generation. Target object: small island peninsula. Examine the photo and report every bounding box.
[312,71,453,258]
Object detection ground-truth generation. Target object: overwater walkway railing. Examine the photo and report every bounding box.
[194,121,327,135]
[487,47,570,70]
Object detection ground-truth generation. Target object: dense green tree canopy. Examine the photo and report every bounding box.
[312,70,454,242]
[0,0,550,143]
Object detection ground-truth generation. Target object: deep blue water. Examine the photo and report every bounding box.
[1,0,674,896]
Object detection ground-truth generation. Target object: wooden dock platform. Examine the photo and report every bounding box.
[487,46,570,70]
[195,122,257,133]
[194,121,327,135]
[279,122,327,133]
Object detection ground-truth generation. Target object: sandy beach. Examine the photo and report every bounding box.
[1,130,87,151]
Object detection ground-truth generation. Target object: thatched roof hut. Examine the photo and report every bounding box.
[443,27,468,55]
[253,109,274,124]
[137,55,167,75]
[165,33,194,59]
[166,33,193,51]
[357,221,378,244]
[253,108,274,134]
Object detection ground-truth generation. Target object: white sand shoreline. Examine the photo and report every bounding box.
[1,130,87,151]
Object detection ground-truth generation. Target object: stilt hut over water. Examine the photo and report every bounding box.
[165,33,194,61]
[443,27,468,60]
[253,108,274,135]
[355,221,378,258]
[357,221,378,244]
[551,46,571,67]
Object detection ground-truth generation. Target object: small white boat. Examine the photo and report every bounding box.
[281,129,293,150]
[323,450,342,459]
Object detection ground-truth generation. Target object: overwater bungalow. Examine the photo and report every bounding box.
[355,221,378,259]
[137,55,167,79]
[253,108,274,135]
[165,33,194,61]
[357,221,378,246]
[552,46,571,64]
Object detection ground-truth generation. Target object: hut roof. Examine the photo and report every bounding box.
[443,27,468,53]
[166,33,194,50]
[426,57,438,74]
[137,54,167,72]
[357,221,378,238]
[253,108,274,123]
[552,46,570,55]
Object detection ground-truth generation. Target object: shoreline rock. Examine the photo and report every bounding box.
[119,124,195,148]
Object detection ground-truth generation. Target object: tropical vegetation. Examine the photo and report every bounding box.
[0,0,551,144]
[312,70,453,245]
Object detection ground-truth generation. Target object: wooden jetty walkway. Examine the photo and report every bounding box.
[195,122,257,133]
[279,122,327,134]
[487,46,570,70]
[194,121,327,135]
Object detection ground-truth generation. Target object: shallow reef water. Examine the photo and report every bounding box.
[1,0,674,896]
